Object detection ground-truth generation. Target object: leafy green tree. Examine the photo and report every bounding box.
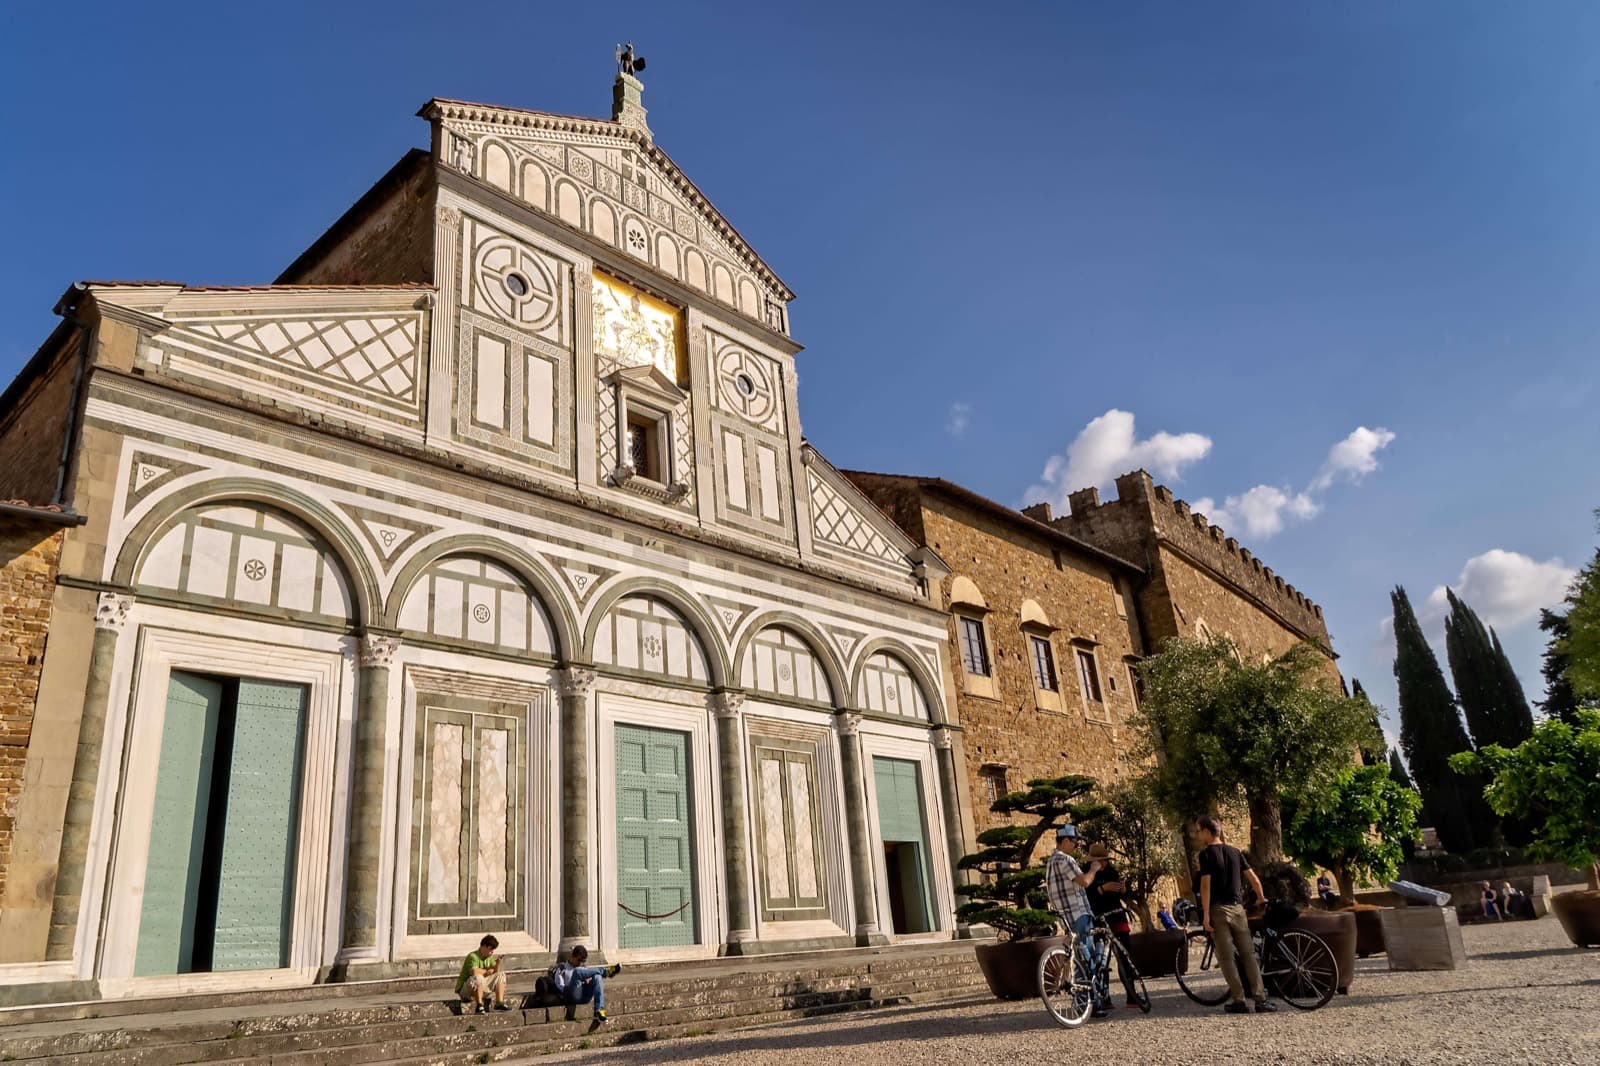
[1444,588,1534,750]
[954,775,1107,939]
[1392,585,1494,852]
[1283,764,1423,901]
[1132,635,1377,865]
[1538,608,1584,725]
[1562,544,1600,703]
[1079,773,1179,930]
[1451,708,1600,890]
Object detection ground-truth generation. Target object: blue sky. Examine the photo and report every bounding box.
[4,1,1597,745]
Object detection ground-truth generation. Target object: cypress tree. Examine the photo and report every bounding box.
[1444,589,1533,749]
[1392,586,1492,852]
[1538,608,1582,725]
[1351,678,1385,765]
[1388,749,1414,790]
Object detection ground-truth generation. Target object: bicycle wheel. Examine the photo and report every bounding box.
[1262,929,1337,1010]
[1174,929,1231,1006]
[1108,936,1152,1013]
[1038,943,1094,1028]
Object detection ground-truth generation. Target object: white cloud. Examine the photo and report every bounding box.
[1026,409,1211,510]
[945,401,971,438]
[1311,426,1397,491]
[1423,549,1576,631]
[1191,485,1321,539]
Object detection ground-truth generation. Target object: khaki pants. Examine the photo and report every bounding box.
[1209,903,1265,1003]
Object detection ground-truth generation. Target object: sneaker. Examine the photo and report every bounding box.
[1255,999,1277,1014]
[1124,999,1142,1009]
[474,1003,487,1015]
[493,1001,512,1012]
[1224,1001,1251,1015]
[595,1009,608,1023]
[604,964,622,977]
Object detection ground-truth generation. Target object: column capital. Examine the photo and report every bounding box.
[555,666,598,698]
[358,633,403,668]
[95,591,134,632]
[836,710,863,737]
[707,689,746,719]
[931,725,955,751]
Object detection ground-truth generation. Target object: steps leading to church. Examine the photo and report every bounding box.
[0,944,990,1065]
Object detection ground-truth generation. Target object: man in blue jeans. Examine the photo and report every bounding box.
[1045,825,1110,1017]
[553,945,621,1022]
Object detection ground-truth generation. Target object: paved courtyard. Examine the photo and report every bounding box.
[540,918,1599,1065]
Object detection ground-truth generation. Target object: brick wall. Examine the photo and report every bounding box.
[276,154,436,286]
[0,337,79,504]
[0,521,63,900]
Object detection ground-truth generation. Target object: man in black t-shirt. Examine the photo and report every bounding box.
[1086,843,1142,1008]
[1195,816,1275,1014]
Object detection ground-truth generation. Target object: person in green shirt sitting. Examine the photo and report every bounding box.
[457,934,511,1014]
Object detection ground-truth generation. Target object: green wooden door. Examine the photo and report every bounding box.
[135,672,224,976]
[211,679,308,971]
[872,756,934,933]
[615,724,696,949]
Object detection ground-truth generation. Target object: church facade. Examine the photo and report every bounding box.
[0,71,972,1001]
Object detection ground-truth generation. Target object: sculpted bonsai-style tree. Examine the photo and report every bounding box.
[1081,773,1180,930]
[1451,709,1600,891]
[1134,635,1379,864]
[1283,763,1422,902]
[955,774,1106,939]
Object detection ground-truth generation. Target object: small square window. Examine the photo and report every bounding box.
[980,766,1009,806]
[1076,649,1103,703]
[1030,635,1057,692]
[1127,662,1144,708]
[625,409,664,483]
[959,616,990,677]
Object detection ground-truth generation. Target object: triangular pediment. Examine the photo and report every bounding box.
[608,362,686,405]
[802,446,920,573]
[422,97,794,333]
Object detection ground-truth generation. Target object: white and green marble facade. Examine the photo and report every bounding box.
[7,82,971,998]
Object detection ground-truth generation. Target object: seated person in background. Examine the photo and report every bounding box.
[553,944,622,1023]
[1480,881,1502,921]
[1500,881,1525,919]
[457,934,511,1014]
[1316,874,1339,909]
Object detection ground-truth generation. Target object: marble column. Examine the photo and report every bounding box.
[341,632,401,957]
[931,724,967,932]
[709,690,755,951]
[835,711,887,946]
[46,591,132,961]
[555,666,596,953]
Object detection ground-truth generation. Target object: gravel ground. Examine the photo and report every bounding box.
[539,918,1599,1065]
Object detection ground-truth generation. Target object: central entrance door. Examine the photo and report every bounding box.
[872,755,934,935]
[135,670,308,975]
[614,724,696,949]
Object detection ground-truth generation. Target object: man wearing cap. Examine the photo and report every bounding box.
[1085,842,1143,1009]
[1045,824,1110,1017]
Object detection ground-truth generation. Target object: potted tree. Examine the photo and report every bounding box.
[1284,762,1423,957]
[1080,774,1188,976]
[957,774,1106,999]
[1451,708,1600,947]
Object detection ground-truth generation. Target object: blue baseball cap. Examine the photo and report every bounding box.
[1056,825,1079,840]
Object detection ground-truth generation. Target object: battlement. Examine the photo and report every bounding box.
[1048,469,1329,643]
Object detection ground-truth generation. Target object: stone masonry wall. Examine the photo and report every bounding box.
[276,155,436,286]
[0,338,79,505]
[0,522,64,901]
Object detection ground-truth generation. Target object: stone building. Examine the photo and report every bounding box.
[0,69,972,1003]
[844,474,1147,834]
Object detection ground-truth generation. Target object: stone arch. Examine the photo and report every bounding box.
[590,198,617,246]
[684,249,708,292]
[1019,598,1051,630]
[520,161,550,212]
[554,179,584,228]
[655,233,681,279]
[112,478,380,626]
[384,534,577,662]
[849,637,942,724]
[581,578,729,689]
[732,612,847,709]
[736,277,760,317]
[712,262,734,304]
[480,140,514,193]
[949,575,987,611]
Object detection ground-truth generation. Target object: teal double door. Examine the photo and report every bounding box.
[614,724,696,949]
[873,756,935,935]
[135,670,309,976]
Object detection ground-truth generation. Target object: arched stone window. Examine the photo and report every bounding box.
[135,502,353,623]
[593,595,710,684]
[742,627,833,706]
[396,554,556,656]
[856,651,931,720]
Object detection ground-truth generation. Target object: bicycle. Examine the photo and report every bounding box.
[1037,909,1153,1028]
[1173,902,1338,1011]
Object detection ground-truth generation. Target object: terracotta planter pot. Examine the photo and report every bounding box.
[1551,890,1600,948]
[973,935,1068,1000]
[1348,907,1386,957]
[1124,928,1187,978]
[1287,910,1357,994]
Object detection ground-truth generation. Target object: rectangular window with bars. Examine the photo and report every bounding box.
[1029,635,1057,692]
[959,616,990,677]
[1076,649,1103,703]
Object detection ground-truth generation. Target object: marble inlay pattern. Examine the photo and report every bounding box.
[789,766,819,899]
[428,723,464,904]
[759,757,789,900]
[476,728,509,904]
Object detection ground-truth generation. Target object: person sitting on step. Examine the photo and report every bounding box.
[457,934,512,1014]
[553,944,621,1022]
